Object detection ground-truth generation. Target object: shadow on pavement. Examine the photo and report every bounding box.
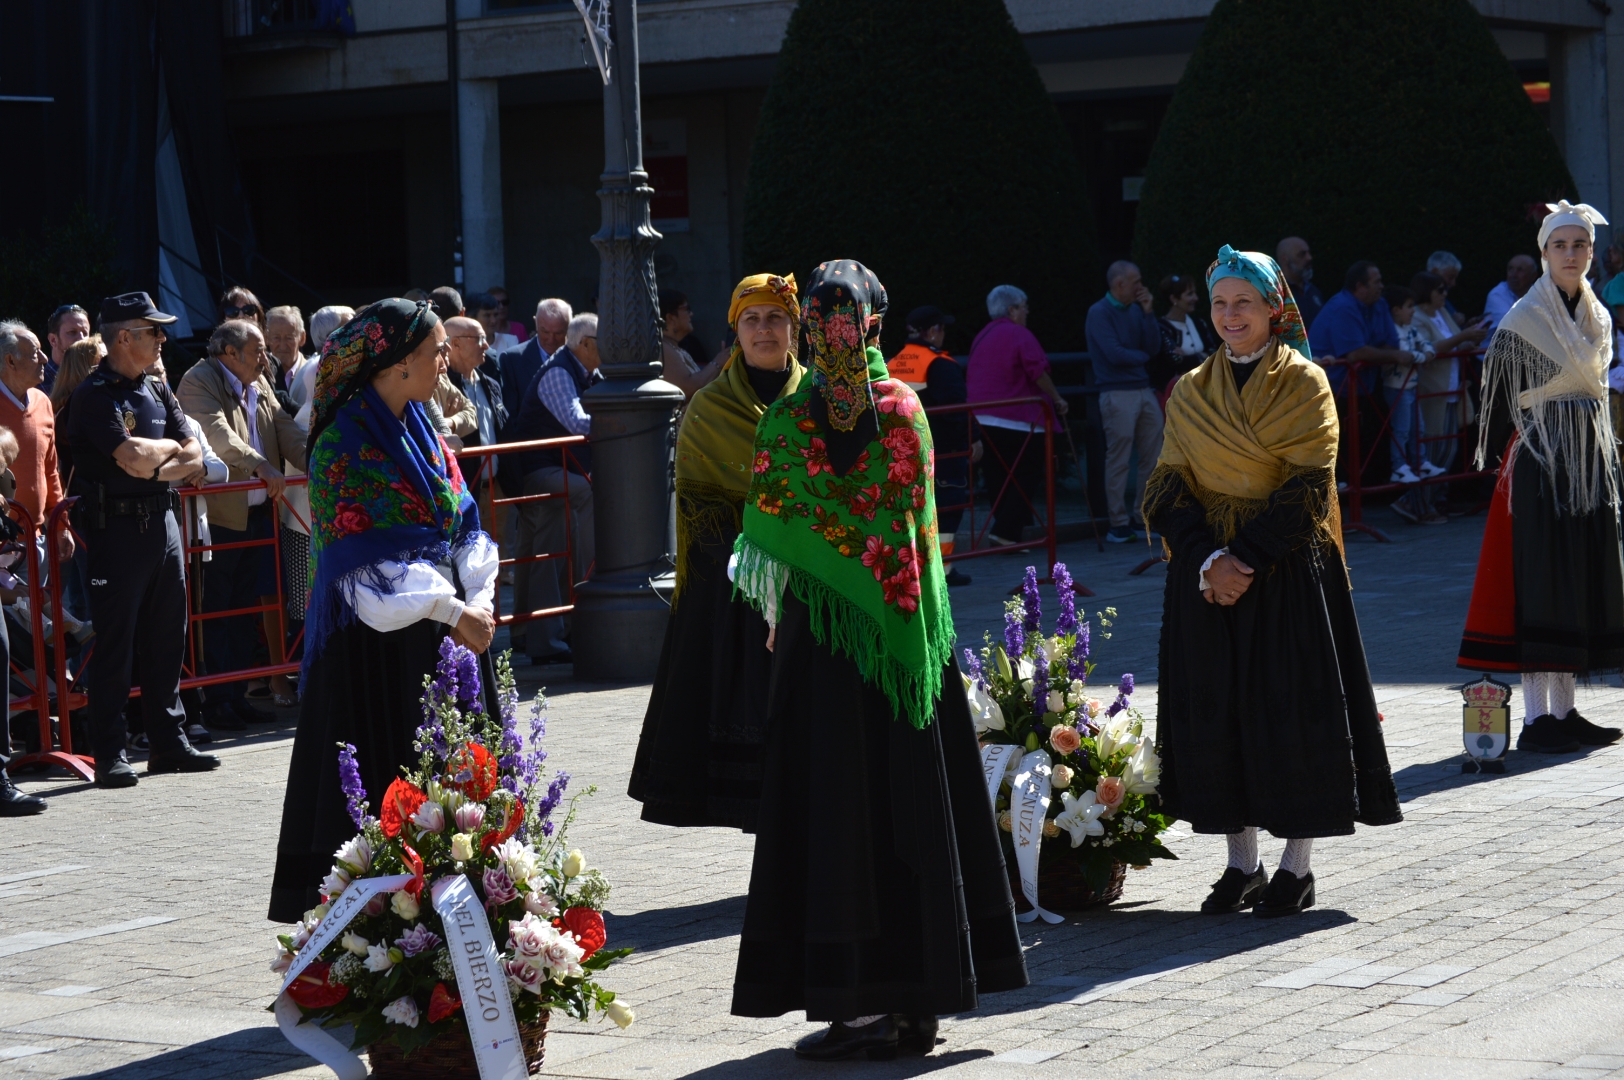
[678,1047,993,1077]
[606,894,748,951]
[70,1029,313,1079]
[1392,745,1608,801]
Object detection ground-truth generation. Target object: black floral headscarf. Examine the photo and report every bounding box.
[307,298,440,457]
[801,260,885,432]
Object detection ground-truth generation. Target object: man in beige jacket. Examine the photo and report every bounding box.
[177,319,307,726]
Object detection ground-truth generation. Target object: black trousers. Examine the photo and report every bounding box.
[981,425,1046,542]
[203,506,274,706]
[82,507,188,763]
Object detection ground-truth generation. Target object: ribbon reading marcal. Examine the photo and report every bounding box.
[433,875,527,1080]
[275,872,415,1080]
[1009,749,1064,925]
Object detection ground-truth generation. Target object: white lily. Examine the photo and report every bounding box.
[1053,790,1108,848]
[1045,689,1066,715]
[1124,740,1162,795]
[1095,714,1137,759]
[964,675,1006,733]
[1017,657,1035,681]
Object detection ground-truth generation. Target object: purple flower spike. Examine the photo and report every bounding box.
[1054,563,1078,637]
[1004,604,1025,660]
[1106,673,1135,718]
[434,637,481,711]
[1033,640,1048,716]
[1021,566,1042,636]
[336,742,371,831]
[1118,673,1135,697]
[963,647,986,688]
[1068,621,1091,684]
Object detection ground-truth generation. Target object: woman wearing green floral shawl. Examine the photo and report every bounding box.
[729,260,1027,1060]
[629,272,804,833]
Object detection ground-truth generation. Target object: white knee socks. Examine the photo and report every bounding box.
[1227,827,1260,873]
[1523,671,1552,720]
[1550,673,1576,720]
[1279,838,1313,877]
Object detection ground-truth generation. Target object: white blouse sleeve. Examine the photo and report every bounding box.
[1198,548,1229,592]
[345,561,465,633]
[453,531,499,613]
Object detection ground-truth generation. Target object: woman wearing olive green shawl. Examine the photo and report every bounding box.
[1144,246,1399,922]
[628,273,804,833]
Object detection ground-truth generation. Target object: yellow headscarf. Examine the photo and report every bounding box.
[725,273,799,365]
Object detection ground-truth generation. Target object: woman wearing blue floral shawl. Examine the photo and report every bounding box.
[269,298,499,923]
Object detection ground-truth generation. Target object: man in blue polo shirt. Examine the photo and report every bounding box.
[1308,261,1412,395]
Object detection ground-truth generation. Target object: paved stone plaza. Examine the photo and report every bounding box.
[6,514,1624,1079]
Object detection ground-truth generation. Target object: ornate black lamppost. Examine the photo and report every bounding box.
[571,0,683,681]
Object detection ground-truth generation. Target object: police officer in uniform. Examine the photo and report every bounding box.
[887,305,977,586]
[66,293,218,787]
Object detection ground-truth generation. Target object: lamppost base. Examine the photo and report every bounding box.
[571,572,675,683]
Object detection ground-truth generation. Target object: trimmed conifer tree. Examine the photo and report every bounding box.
[741,0,1097,351]
[1132,0,1574,314]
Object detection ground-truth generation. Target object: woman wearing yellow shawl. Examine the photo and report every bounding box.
[1144,246,1400,920]
[629,273,804,832]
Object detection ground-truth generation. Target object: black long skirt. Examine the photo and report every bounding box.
[1154,541,1402,839]
[268,617,449,924]
[731,592,1029,1021]
[1511,447,1624,673]
[628,538,773,832]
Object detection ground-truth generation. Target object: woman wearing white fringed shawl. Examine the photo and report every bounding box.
[1458,201,1624,752]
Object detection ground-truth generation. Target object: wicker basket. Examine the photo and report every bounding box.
[367,1013,548,1078]
[1010,855,1126,913]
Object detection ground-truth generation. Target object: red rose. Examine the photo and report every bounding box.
[330,503,372,535]
[562,907,607,959]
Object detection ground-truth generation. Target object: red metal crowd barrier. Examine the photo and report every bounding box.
[921,395,1092,594]
[7,499,93,782]
[1323,347,1491,542]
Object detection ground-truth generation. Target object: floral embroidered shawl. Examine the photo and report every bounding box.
[304,327,479,673]
[733,344,954,729]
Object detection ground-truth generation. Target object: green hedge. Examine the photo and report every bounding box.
[0,206,120,335]
[741,0,1097,352]
[1132,0,1573,314]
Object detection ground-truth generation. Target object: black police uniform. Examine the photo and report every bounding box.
[64,361,193,765]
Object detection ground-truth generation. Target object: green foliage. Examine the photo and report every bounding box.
[1131,0,1573,313]
[741,0,1097,352]
[0,205,121,331]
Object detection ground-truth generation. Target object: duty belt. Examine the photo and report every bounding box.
[94,487,180,532]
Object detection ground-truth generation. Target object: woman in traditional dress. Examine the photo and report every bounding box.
[730,260,1027,1060]
[268,299,497,923]
[629,273,804,831]
[1458,202,1624,753]
[1144,246,1401,919]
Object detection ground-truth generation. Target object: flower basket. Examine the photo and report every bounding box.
[966,566,1177,915]
[367,1013,549,1078]
[1008,855,1126,913]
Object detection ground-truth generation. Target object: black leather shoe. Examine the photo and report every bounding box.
[893,1014,938,1055]
[0,771,45,815]
[1254,868,1315,918]
[794,1016,898,1061]
[945,568,972,587]
[1201,864,1268,914]
[232,700,277,724]
[147,745,221,774]
[205,708,247,732]
[95,757,140,788]
[1518,716,1581,754]
[1554,709,1622,747]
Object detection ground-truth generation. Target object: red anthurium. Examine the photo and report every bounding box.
[427,981,462,1024]
[402,843,426,899]
[562,907,606,959]
[446,743,498,801]
[480,796,524,854]
[286,962,350,1009]
[379,777,427,838]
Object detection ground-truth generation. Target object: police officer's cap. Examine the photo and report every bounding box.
[906,306,954,334]
[98,292,178,327]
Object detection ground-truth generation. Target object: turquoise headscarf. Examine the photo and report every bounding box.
[1205,244,1310,356]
